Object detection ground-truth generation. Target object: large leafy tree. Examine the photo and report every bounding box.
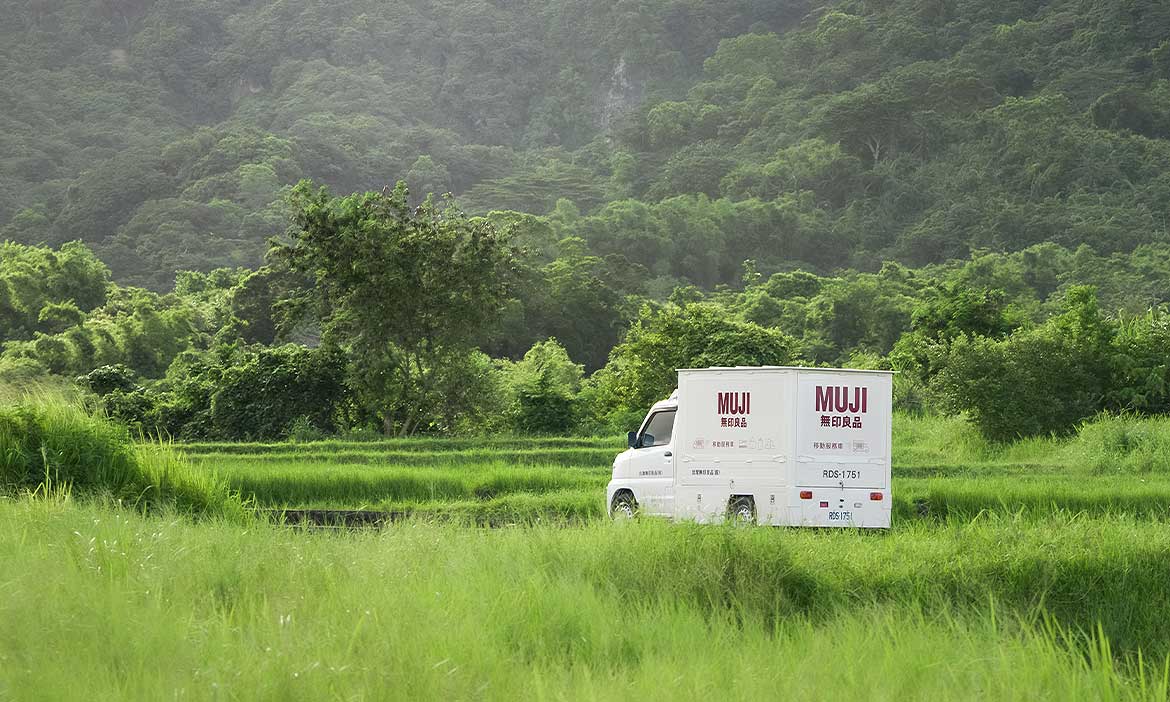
[271,181,518,435]
[585,302,796,430]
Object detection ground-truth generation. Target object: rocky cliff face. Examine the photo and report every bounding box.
[599,56,643,132]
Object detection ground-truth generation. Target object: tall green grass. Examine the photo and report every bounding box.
[0,399,246,518]
[215,459,608,509]
[181,435,623,455]
[893,475,1170,521]
[7,406,1170,698]
[894,412,1170,474]
[180,412,1170,520]
[1076,414,1170,474]
[188,446,616,467]
[1,501,1168,700]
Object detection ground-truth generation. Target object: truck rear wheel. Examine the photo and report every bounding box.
[727,496,756,525]
[611,492,638,520]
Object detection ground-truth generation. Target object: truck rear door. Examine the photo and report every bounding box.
[793,372,892,528]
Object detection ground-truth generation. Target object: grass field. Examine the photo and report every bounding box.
[2,501,1170,699]
[6,410,1170,699]
[178,412,1170,524]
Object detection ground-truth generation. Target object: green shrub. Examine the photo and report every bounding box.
[930,287,1113,441]
[210,344,346,440]
[81,364,138,395]
[586,303,795,428]
[497,339,583,434]
[514,371,576,434]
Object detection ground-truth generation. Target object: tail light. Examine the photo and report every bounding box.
[869,492,883,501]
[799,490,812,500]
[819,501,829,508]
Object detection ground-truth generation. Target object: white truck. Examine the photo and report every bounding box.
[606,366,893,528]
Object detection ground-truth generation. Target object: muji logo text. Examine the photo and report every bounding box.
[717,392,751,428]
[717,392,750,414]
[815,386,867,413]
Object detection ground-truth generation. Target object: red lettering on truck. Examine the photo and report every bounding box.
[815,386,867,413]
[717,392,750,415]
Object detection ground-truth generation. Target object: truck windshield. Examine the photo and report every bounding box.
[640,410,676,448]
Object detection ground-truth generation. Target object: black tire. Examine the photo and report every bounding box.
[611,492,638,520]
[727,496,756,525]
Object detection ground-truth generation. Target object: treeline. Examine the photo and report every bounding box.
[2,0,1170,291]
[7,183,1170,441]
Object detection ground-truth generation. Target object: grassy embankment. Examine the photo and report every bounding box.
[178,412,1170,522]
[0,399,245,519]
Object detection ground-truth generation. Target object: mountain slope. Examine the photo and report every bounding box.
[1,0,1169,290]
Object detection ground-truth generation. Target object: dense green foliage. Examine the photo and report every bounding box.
[272,182,518,436]
[0,0,809,287]
[0,398,243,516]
[585,302,796,429]
[5,0,1170,440]
[9,234,1170,440]
[209,344,346,440]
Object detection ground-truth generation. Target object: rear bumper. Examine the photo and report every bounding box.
[789,487,891,528]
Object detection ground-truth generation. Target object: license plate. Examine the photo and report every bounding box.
[827,510,853,522]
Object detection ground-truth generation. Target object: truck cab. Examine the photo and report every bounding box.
[607,392,678,518]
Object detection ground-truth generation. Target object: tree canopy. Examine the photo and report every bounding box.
[271,182,519,436]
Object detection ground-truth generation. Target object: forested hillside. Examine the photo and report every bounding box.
[0,0,802,287]
[5,0,1170,441]
[3,0,1170,290]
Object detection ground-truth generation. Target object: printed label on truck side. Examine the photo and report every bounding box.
[797,375,890,459]
[678,372,789,457]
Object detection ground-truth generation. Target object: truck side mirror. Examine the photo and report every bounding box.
[627,431,639,448]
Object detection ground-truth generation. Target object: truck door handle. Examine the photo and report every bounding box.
[664,451,672,457]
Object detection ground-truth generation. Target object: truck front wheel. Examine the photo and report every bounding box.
[611,492,638,520]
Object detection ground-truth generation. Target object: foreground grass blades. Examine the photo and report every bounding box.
[1,500,1169,701]
[8,405,1170,698]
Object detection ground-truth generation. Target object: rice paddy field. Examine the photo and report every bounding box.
[6,410,1170,699]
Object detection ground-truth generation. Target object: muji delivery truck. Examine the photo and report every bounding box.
[606,366,893,528]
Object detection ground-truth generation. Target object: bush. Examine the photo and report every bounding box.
[930,287,1113,441]
[514,370,575,434]
[81,364,138,395]
[498,339,583,434]
[210,344,346,440]
[586,303,796,429]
